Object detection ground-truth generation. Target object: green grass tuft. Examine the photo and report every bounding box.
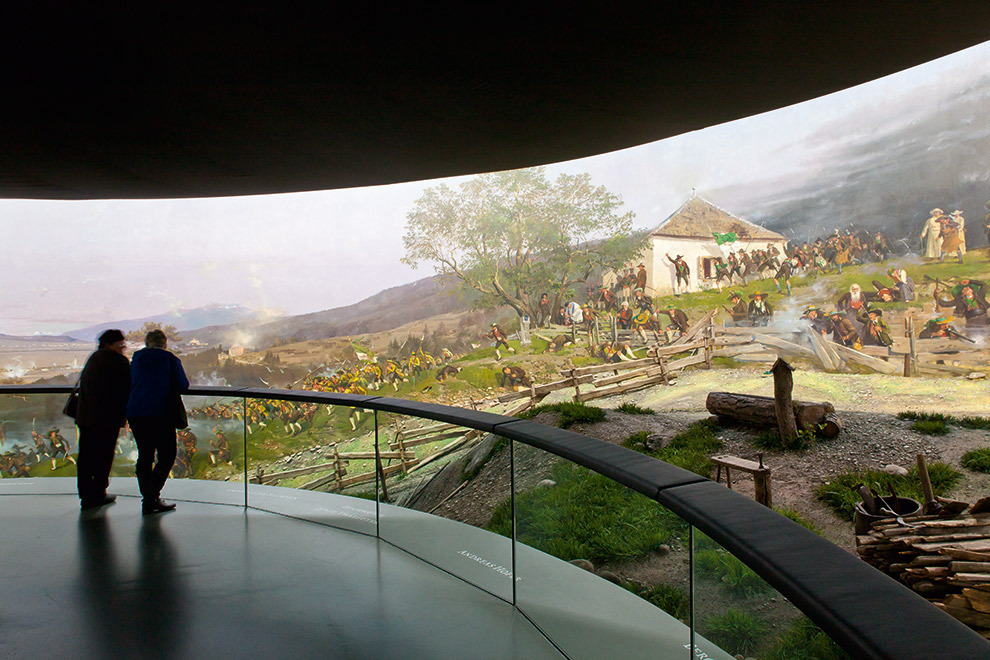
[517,402,606,428]
[695,532,771,598]
[899,411,990,432]
[621,430,651,450]
[897,411,953,423]
[622,581,689,621]
[774,506,823,535]
[911,420,949,436]
[615,402,655,415]
[487,461,685,563]
[961,448,990,473]
[762,617,851,660]
[703,608,766,656]
[814,462,962,520]
[621,419,723,477]
[956,416,990,431]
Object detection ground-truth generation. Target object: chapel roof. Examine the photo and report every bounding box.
[650,197,787,241]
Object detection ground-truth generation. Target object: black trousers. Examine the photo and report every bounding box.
[129,416,177,502]
[76,425,119,503]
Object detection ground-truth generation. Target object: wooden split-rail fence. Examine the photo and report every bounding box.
[501,307,989,412]
[251,419,486,495]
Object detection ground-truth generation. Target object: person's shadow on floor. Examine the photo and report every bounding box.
[77,511,186,659]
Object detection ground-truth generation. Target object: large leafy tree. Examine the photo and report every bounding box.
[402,168,641,320]
[126,321,181,344]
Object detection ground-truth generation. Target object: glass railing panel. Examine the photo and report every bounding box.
[160,394,248,505]
[376,412,513,602]
[511,441,694,659]
[244,398,376,535]
[0,392,82,492]
[691,527,850,660]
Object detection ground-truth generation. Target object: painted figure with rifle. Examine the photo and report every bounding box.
[933,278,989,331]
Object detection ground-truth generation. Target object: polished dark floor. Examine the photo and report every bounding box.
[0,488,562,659]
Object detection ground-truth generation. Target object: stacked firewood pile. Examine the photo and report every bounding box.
[856,497,990,638]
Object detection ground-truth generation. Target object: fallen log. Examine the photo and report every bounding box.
[731,352,778,363]
[711,344,769,358]
[916,360,987,376]
[719,325,800,336]
[805,329,838,371]
[752,332,818,360]
[705,391,837,433]
[828,342,900,375]
[821,412,842,438]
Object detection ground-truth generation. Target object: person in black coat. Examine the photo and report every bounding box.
[76,329,130,509]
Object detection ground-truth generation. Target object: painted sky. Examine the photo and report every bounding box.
[2,41,987,336]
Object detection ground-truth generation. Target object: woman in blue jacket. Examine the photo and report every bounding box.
[127,329,189,515]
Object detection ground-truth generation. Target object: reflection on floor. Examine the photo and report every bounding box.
[0,487,561,659]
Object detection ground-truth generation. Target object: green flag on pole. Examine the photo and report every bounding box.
[712,232,738,245]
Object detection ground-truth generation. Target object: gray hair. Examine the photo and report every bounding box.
[145,329,167,348]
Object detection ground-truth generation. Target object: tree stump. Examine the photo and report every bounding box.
[772,358,798,442]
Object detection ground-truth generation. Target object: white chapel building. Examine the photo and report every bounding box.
[615,197,789,295]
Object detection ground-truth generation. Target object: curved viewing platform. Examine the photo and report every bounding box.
[1,385,988,659]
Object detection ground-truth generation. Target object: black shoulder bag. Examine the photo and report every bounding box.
[170,356,188,429]
[63,380,80,419]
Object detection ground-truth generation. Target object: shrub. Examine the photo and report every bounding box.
[897,411,953,423]
[956,416,990,431]
[695,533,771,598]
[517,402,606,428]
[704,608,766,656]
[962,448,990,473]
[620,419,723,478]
[754,425,820,450]
[667,418,722,453]
[899,411,990,431]
[487,461,684,563]
[762,617,851,660]
[813,463,962,520]
[621,430,651,450]
[622,581,689,620]
[616,402,655,415]
[911,420,949,436]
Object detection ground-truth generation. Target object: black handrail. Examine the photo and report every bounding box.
[3,384,986,659]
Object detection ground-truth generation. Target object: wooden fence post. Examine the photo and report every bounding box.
[703,322,713,369]
[376,453,390,502]
[568,359,582,402]
[908,316,917,377]
[754,453,773,508]
[331,443,343,492]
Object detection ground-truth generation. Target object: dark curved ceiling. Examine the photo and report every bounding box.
[1,6,988,200]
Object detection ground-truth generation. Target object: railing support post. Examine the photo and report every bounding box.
[243,395,248,508]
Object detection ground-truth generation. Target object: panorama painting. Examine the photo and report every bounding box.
[2,37,990,657]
